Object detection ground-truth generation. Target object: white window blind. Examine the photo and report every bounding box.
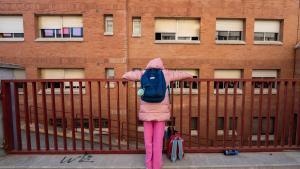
[214,70,242,78]
[39,16,83,29]
[41,69,64,79]
[62,16,83,27]
[177,19,199,37]
[216,19,243,31]
[64,69,84,87]
[155,19,177,33]
[0,16,24,33]
[254,20,280,33]
[252,70,277,77]
[13,69,26,79]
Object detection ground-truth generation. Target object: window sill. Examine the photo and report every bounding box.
[132,34,141,38]
[215,40,246,45]
[0,38,24,42]
[104,32,113,36]
[155,40,200,44]
[254,88,277,94]
[38,89,86,95]
[213,89,243,95]
[217,130,238,136]
[251,134,274,141]
[254,41,283,45]
[35,38,83,42]
[172,88,199,95]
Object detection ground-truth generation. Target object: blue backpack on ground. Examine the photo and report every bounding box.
[140,68,166,103]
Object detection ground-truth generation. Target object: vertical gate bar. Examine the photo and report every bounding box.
[23,82,31,150]
[97,81,102,150]
[41,83,49,150]
[51,83,58,150]
[180,81,183,134]
[2,81,14,152]
[135,81,138,150]
[14,82,22,150]
[171,81,174,126]
[240,81,246,147]
[32,82,40,150]
[189,81,192,148]
[249,81,254,147]
[60,82,67,151]
[70,82,76,150]
[281,81,288,146]
[126,81,129,150]
[107,81,112,150]
[288,81,295,146]
[224,81,228,147]
[257,81,263,147]
[88,81,94,150]
[297,81,300,146]
[266,81,272,147]
[215,81,219,145]
[117,82,121,150]
[79,81,85,150]
[232,81,237,148]
[198,81,201,147]
[206,81,210,147]
[274,81,280,147]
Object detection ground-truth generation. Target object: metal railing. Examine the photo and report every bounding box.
[1,78,300,154]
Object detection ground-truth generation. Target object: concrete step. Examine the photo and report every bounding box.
[0,152,299,169]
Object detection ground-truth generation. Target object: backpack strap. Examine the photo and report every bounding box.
[177,139,184,160]
[171,140,178,162]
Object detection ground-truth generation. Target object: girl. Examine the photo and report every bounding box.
[122,58,192,169]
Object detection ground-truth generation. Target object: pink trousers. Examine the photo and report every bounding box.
[144,121,165,169]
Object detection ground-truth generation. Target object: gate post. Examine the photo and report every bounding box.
[1,81,14,153]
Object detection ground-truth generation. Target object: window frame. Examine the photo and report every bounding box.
[37,15,83,41]
[154,18,200,43]
[104,15,113,35]
[132,17,141,37]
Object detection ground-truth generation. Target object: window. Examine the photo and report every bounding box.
[155,18,200,42]
[38,16,83,39]
[191,117,198,130]
[105,68,115,79]
[40,68,85,92]
[216,19,244,42]
[252,117,275,135]
[0,16,24,40]
[254,20,281,42]
[252,70,278,94]
[171,69,199,91]
[214,70,243,93]
[132,68,141,87]
[217,117,238,136]
[104,15,113,35]
[49,118,67,128]
[13,69,26,93]
[132,17,141,37]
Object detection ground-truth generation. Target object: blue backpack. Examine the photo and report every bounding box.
[140,69,166,103]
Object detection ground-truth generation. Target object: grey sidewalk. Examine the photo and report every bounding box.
[0,151,299,169]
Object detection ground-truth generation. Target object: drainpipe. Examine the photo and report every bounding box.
[125,0,129,72]
[294,0,300,78]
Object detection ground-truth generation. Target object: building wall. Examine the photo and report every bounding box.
[0,0,299,145]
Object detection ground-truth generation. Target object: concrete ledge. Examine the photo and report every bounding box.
[0,152,299,169]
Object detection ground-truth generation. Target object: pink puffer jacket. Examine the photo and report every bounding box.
[122,58,193,121]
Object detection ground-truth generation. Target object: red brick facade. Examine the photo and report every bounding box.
[0,0,300,146]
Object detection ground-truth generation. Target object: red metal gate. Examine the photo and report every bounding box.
[1,78,300,154]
